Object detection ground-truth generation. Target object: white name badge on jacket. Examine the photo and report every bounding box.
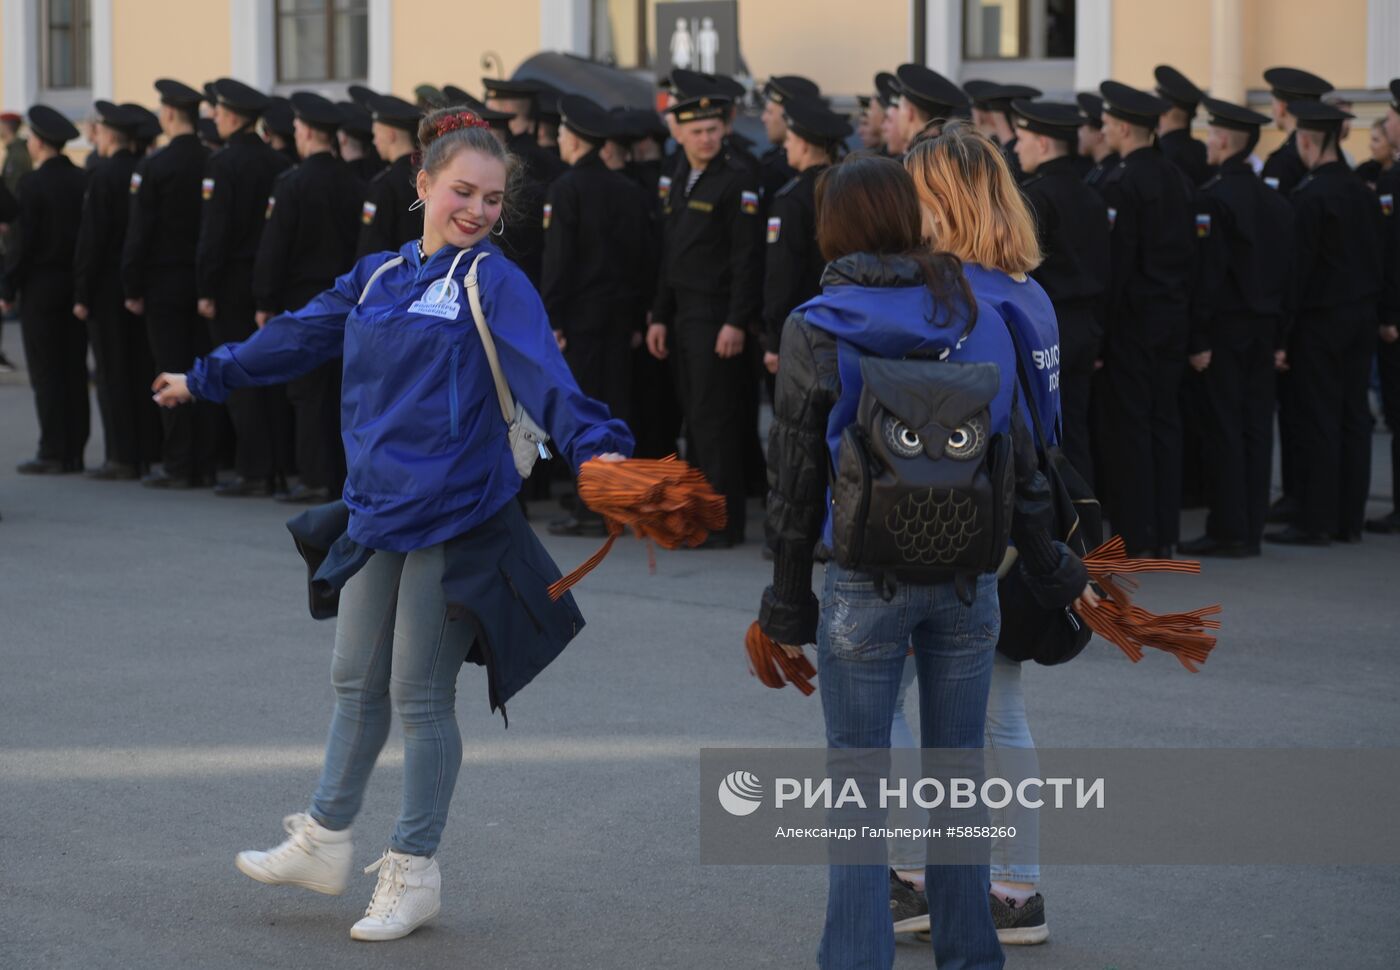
[408,278,462,320]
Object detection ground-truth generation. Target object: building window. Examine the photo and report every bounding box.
[963,0,1074,60]
[43,0,92,89]
[591,0,648,68]
[276,0,368,83]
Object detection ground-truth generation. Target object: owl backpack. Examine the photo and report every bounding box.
[829,353,1015,603]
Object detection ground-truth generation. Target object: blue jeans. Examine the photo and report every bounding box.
[308,541,473,857]
[984,653,1039,884]
[816,565,1005,970]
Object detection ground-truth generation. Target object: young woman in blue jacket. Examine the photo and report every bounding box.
[153,108,633,942]
[758,154,1092,970]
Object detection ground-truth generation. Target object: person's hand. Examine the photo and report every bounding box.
[1189,350,1211,372]
[255,311,271,330]
[151,372,193,408]
[197,298,216,320]
[776,642,806,660]
[1093,358,1104,371]
[1381,325,1399,345]
[72,303,89,321]
[715,323,745,358]
[1274,349,1289,372]
[763,351,779,374]
[553,328,567,352]
[124,297,144,316]
[0,300,12,315]
[646,322,669,360]
[1074,583,1101,614]
[593,452,626,462]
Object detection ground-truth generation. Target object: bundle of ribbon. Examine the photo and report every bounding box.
[744,535,1223,690]
[546,455,728,601]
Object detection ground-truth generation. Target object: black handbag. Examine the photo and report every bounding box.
[995,324,1102,665]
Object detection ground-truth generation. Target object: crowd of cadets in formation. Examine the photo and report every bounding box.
[1,62,1398,555]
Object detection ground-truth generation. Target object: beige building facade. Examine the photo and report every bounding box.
[1,0,1397,157]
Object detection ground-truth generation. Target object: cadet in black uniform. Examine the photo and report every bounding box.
[1012,99,1111,486]
[1097,81,1197,557]
[123,80,217,488]
[1262,68,1333,197]
[966,82,1041,180]
[252,92,363,504]
[1178,99,1295,557]
[1265,100,1384,546]
[1,106,89,474]
[73,101,160,480]
[895,64,969,150]
[758,76,821,205]
[196,78,294,497]
[1153,66,1213,187]
[646,93,763,547]
[129,105,161,157]
[357,92,422,258]
[1369,79,1400,535]
[482,77,566,287]
[540,96,653,536]
[619,108,669,202]
[336,98,385,186]
[1078,93,1119,190]
[261,96,299,165]
[761,96,849,369]
[535,83,565,158]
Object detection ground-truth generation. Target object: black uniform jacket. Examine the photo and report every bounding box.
[1084,151,1120,193]
[253,151,363,314]
[539,150,653,338]
[1189,155,1296,352]
[761,164,826,353]
[1375,166,1400,329]
[196,130,292,299]
[1157,128,1214,187]
[1290,159,1384,315]
[496,132,566,286]
[1,155,87,301]
[1021,154,1110,306]
[122,133,207,300]
[73,149,137,306]
[356,154,422,258]
[1263,133,1308,197]
[652,153,763,329]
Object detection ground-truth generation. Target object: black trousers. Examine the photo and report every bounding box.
[1055,301,1100,488]
[1378,335,1400,516]
[1291,304,1376,537]
[1101,318,1186,553]
[19,271,89,465]
[145,282,220,480]
[287,360,345,492]
[1201,320,1277,546]
[88,276,162,469]
[211,268,292,480]
[564,325,634,426]
[672,295,748,541]
[1179,366,1210,508]
[630,344,683,459]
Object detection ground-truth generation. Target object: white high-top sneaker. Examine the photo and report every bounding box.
[350,850,442,942]
[234,813,353,895]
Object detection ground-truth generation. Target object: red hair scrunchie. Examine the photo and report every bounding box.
[434,111,491,137]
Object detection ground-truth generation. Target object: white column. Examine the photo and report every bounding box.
[1210,0,1244,104]
[1368,0,1400,88]
[540,0,590,56]
[925,0,961,79]
[3,0,40,109]
[230,1,277,89]
[368,0,392,90]
[1073,0,1112,92]
[91,0,114,100]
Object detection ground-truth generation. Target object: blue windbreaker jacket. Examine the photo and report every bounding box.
[188,238,635,552]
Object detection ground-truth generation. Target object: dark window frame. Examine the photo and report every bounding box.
[274,0,369,84]
[962,0,1074,62]
[41,0,92,91]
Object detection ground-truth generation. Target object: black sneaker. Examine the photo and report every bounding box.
[0,350,15,373]
[989,892,1048,945]
[889,870,929,935]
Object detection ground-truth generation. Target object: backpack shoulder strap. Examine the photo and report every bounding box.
[356,255,405,305]
[1001,319,1052,460]
[462,252,515,425]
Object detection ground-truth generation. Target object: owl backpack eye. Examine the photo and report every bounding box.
[881,415,923,458]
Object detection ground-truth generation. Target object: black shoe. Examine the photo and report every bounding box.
[1266,496,1300,524]
[16,457,64,475]
[85,461,139,481]
[1333,530,1362,544]
[990,892,1049,946]
[547,513,608,538]
[760,544,774,561]
[0,351,15,373]
[1177,535,1251,559]
[1263,526,1332,547]
[214,475,274,498]
[270,473,291,500]
[559,491,578,512]
[889,870,929,935]
[275,483,332,505]
[141,468,207,490]
[1364,512,1400,535]
[1154,544,1174,559]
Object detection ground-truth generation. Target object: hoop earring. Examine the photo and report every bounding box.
[408,198,425,211]
[491,216,506,236]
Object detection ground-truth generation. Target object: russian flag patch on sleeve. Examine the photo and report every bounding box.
[1195,213,1211,237]
[1107,207,1117,228]
[264,196,276,220]
[1264,176,1280,190]
[128,172,143,194]
[740,190,759,215]
[361,201,377,225]
[766,217,781,243]
[201,177,214,201]
[658,175,672,200]
[1381,193,1394,217]
[542,202,552,229]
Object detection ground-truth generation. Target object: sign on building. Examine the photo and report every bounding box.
[654,1,741,79]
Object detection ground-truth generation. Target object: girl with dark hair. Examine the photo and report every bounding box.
[758,154,1092,970]
[152,107,634,942]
